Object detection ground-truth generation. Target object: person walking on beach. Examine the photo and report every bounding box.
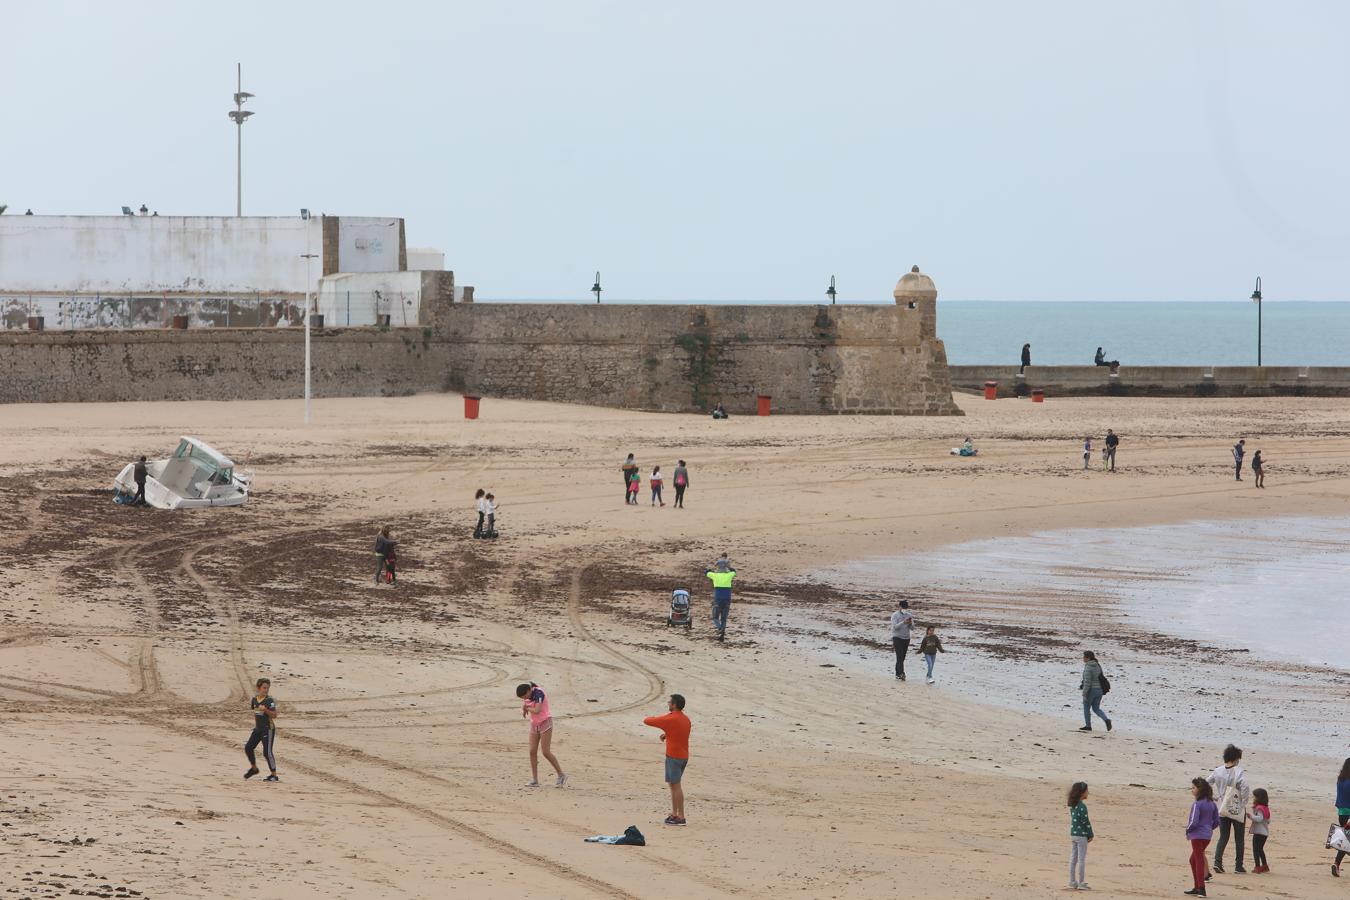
[1082,436,1093,471]
[1332,758,1350,877]
[917,625,944,684]
[1207,744,1250,874]
[890,600,914,681]
[1067,781,1094,890]
[1186,777,1221,896]
[244,677,279,782]
[133,455,148,506]
[643,693,691,825]
[1249,787,1271,874]
[622,453,638,502]
[672,460,689,508]
[705,557,736,641]
[1232,439,1245,482]
[627,469,641,505]
[473,488,486,538]
[1104,429,1119,471]
[650,465,665,506]
[373,526,396,585]
[1251,449,1265,488]
[516,682,566,787]
[1078,651,1111,732]
[1020,343,1031,373]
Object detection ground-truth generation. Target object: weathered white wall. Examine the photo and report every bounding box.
[406,247,445,271]
[337,218,401,273]
[0,215,406,296]
[0,216,324,295]
[315,271,422,326]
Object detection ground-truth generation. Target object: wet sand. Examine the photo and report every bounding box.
[0,393,1348,898]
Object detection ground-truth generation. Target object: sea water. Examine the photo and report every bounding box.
[820,517,1350,751]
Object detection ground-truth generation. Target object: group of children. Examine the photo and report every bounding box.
[1065,744,1274,895]
[621,454,689,508]
[473,488,499,539]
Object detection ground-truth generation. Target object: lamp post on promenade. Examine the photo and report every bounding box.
[1251,276,1263,366]
[301,209,317,424]
[591,272,602,304]
[826,275,837,305]
[227,64,255,216]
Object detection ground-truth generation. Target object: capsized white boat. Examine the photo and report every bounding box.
[114,436,252,509]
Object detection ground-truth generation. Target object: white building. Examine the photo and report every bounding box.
[0,214,447,328]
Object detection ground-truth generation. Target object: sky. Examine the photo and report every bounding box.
[2,1,1347,301]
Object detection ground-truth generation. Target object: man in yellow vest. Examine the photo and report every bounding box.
[705,555,736,642]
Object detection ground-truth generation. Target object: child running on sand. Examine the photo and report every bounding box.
[244,677,279,782]
[1249,788,1271,873]
[917,625,945,684]
[1068,781,1093,890]
[516,682,566,787]
[650,466,664,506]
[627,470,641,505]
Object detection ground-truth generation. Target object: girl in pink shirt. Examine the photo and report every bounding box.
[516,682,566,787]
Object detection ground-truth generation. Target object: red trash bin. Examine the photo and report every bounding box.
[464,395,481,419]
[983,380,998,400]
[1031,389,1045,403]
[756,395,771,417]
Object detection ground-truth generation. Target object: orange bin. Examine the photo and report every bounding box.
[756,395,771,416]
[983,381,998,400]
[1031,389,1045,403]
[464,395,481,419]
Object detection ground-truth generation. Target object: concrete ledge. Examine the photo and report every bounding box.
[950,365,1350,397]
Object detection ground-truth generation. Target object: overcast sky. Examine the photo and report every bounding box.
[3,1,1347,301]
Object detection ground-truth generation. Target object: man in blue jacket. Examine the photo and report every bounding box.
[705,556,736,642]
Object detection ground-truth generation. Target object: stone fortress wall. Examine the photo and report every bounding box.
[0,268,963,415]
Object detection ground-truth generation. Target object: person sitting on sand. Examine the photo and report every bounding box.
[711,402,729,420]
[950,438,978,457]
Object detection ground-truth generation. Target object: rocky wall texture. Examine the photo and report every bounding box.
[0,328,448,403]
[0,304,961,415]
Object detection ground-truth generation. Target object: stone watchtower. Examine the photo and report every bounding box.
[893,265,938,340]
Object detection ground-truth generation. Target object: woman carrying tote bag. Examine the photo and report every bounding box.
[1206,744,1250,874]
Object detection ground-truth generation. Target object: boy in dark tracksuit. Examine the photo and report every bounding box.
[244,677,279,782]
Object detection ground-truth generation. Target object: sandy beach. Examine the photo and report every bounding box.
[1,392,1349,899]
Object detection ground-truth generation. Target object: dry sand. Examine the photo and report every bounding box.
[0,392,1348,899]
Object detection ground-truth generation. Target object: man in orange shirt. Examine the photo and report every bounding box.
[643,693,691,825]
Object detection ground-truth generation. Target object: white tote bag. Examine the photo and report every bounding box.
[1330,825,1350,854]
[1218,784,1244,821]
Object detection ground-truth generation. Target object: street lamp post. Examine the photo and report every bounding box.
[591,272,602,304]
[826,275,837,305]
[301,209,317,424]
[227,63,255,216]
[1250,276,1263,367]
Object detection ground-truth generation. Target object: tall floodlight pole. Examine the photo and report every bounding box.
[1251,276,1263,366]
[826,275,837,305]
[591,272,603,304]
[228,64,255,216]
[301,210,317,423]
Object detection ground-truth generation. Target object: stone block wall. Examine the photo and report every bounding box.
[439,303,960,415]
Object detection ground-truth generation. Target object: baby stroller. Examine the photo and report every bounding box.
[667,589,692,628]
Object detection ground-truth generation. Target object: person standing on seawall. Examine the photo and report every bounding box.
[1232,439,1245,482]
[1020,343,1031,373]
[672,460,689,508]
[1207,743,1250,874]
[889,600,914,681]
[1078,650,1111,732]
[1104,429,1119,472]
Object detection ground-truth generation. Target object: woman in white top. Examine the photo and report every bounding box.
[650,466,665,507]
[484,493,498,539]
[474,488,486,539]
[1207,744,1250,874]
